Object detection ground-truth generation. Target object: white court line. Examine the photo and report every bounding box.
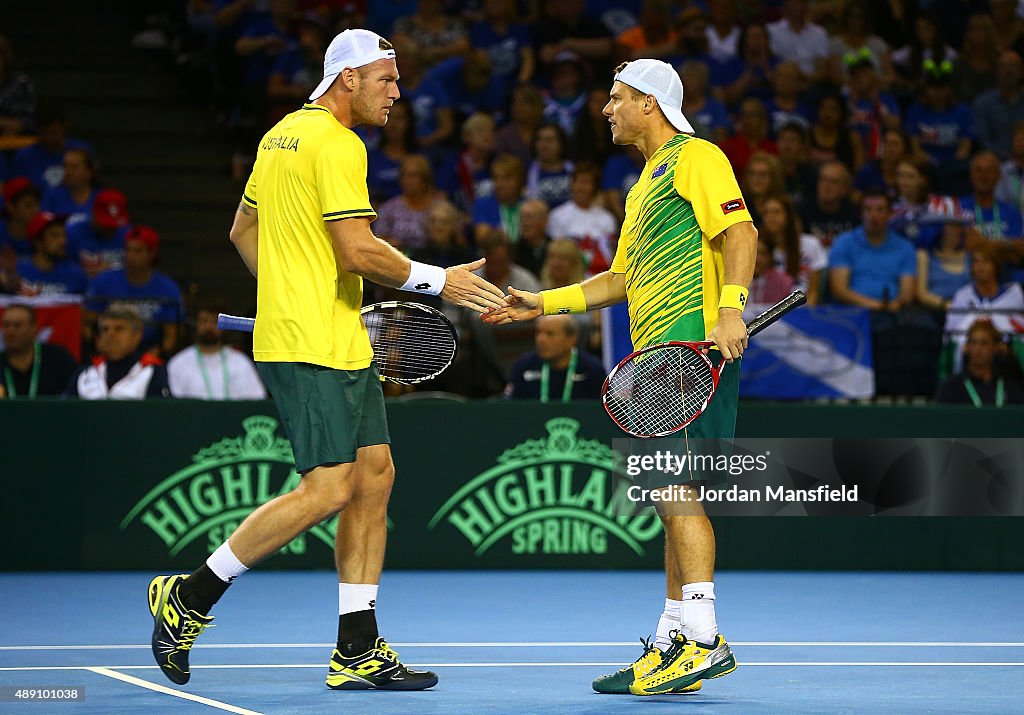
[3,662,1024,672]
[87,667,264,714]
[3,641,1024,651]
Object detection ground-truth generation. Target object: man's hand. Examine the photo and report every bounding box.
[441,258,507,312]
[481,286,543,325]
[707,309,748,362]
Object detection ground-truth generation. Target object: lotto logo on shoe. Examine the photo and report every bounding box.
[721,199,745,214]
[369,600,376,608]
[415,282,431,291]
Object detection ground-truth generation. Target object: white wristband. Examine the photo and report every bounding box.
[400,260,447,296]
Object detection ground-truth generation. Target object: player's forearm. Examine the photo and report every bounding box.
[721,222,757,292]
[580,271,626,310]
[340,234,416,288]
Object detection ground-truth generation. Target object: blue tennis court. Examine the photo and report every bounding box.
[2,571,1022,713]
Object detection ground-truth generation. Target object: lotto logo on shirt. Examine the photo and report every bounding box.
[721,198,745,214]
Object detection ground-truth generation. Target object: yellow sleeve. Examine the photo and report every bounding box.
[673,139,752,240]
[315,134,377,222]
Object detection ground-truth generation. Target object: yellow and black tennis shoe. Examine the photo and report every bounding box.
[592,637,701,694]
[148,574,213,685]
[326,637,438,691]
[629,632,736,696]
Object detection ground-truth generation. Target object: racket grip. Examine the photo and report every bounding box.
[217,314,256,333]
[746,290,806,338]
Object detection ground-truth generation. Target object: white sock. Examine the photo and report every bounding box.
[339,583,378,615]
[680,582,718,645]
[206,541,249,583]
[655,598,682,651]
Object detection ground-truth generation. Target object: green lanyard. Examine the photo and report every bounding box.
[540,348,577,404]
[975,202,1002,239]
[500,204,520,243]
[963,377,1004,408]
[196,346,231,399]
[4,342,41,399]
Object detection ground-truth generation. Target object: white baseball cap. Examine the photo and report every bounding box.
[309,29,397,101]
[613,59,694,134]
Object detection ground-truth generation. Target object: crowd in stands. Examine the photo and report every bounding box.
[2,0,1024,404]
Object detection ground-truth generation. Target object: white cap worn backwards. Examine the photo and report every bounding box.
[613,59,694,134]
[309,29,396,101]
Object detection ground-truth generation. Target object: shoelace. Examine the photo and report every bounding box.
[625,636,660,677]
[659,629,691,665]
[374,640,399,662]
[178,618,212,652]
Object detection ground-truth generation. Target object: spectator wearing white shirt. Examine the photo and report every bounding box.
[704,0,740,62]
[766,0,830,82]
[168,304,266,400]
[945,243,1024,371]
[546,161,618,277]
[759,194,827,305]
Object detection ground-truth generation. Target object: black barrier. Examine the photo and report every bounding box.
[1,400,1023,571]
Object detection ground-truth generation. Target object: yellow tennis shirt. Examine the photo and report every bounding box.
[242,103,376,369]
[610,134,752,349]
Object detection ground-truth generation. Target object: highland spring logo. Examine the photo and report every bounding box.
[428,418,662,556]
[121,416,336,557]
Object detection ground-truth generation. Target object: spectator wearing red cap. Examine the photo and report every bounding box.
[40,148,98,228]
[0,177,41,256]
[11,101,92,191]
[85,225,183,357]
[13,212,88,296]
[66,189,131,277]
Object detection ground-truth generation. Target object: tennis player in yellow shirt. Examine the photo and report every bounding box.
[485,58,757,696]
[146,29,505,691]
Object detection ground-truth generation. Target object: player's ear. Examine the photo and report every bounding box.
[340,67,359,92]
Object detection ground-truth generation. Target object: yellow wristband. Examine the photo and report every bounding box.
[719,284,749,311]
[541,284,587,314]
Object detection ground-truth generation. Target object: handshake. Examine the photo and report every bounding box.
[440,257,542,325]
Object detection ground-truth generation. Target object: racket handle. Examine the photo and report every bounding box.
[217,314,256,333]
[746,290,806,338]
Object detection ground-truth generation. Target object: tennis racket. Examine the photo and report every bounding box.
[217,301,458,385]
[602,290,806,438]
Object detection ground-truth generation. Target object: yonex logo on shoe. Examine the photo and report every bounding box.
[690,593,704,599]
[369,599,376,608]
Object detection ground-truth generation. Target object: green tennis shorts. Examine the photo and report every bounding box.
[256,361,390,473]
[654,315,740,485]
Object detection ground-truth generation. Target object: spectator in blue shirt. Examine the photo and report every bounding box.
[86,225,184,357]
[766,61,813,137]
[973,50,1024,161]
[829,191,917,310]
[679,60,730,144]
[265,16,326,123]
[366,100,418,204]
[66,189,131,278]
[0,177,40,257]
[844,52,901,160]
[40,148,97,229]
[389,36,454,155]
[717,23,776,108]
[422,51,504,124]
[526,123,574,208]
[15,212,87,296]
[600,145,644,225]
[473,154,525,244]
[960,150,1024,280]
[904,60,973,193]
[470,0,535,106]
[11,102,92,191]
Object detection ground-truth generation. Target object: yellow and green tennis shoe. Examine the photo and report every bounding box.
[629,632,736,696]
[592,637,701,694]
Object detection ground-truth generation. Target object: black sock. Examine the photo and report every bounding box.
[179,564,231,615]
[338,609,379,657]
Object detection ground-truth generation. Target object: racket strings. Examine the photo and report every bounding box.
[363,309,456,383]
[605,346,715,437]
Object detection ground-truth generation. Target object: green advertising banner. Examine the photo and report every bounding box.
[1,401,1023,571]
